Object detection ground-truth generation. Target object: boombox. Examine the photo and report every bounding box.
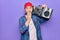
[32,5,53,20]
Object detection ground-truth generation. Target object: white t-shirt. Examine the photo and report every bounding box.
[29,19,37,40]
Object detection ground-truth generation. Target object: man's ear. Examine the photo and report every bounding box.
[24,9,27,15]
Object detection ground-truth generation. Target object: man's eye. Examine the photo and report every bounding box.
[26,8,28,9]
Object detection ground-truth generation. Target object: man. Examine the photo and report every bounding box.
[19,2,48,40]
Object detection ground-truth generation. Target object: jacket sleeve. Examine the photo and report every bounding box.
[19,17,29,34]
[37,26,42,40]
[37,17,48,23]
[39,17,47,23]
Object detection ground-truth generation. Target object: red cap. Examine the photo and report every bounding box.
[24,2,32,9]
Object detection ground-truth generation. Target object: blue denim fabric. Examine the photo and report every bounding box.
[19,15,47,40]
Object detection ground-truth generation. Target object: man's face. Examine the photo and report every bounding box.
[25,6,33,14]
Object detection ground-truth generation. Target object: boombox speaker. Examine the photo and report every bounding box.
[32,5,53,20]
[40,8,53,20]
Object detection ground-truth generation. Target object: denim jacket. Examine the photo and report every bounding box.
[19,15,47,40]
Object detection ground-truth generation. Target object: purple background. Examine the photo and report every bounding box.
[0,0,60,40]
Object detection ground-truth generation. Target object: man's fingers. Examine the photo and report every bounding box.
[42,4,47,8]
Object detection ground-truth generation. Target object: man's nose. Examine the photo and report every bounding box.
[28,9,31,11]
